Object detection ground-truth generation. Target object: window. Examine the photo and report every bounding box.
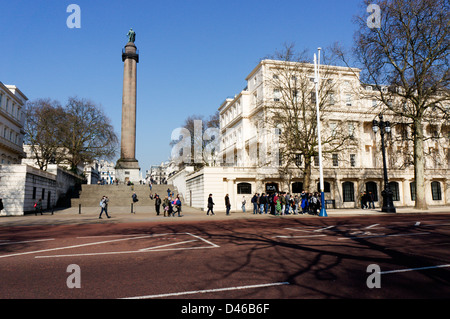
[317,182,331,193]
[372,100,377,108]
[295,154,302,166]
[332,154,339,167]
[389,182,400,201]
[348,123,355,137]
[314,156,319,167]
[343,182,355,202]
[32,187,36,200]
[350,154,356,167]
[410,182,415,201]
[329,93,335,105]
[273,89,281,102]
[431,181,442,201]
[346,94,352,106]
[237,183,252,195]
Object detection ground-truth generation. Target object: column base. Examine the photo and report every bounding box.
[115,159,141,183]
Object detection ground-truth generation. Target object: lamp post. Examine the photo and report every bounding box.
[372,114,396,213]
[314,48,327,217]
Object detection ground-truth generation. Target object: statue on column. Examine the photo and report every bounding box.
[127,28,136,43]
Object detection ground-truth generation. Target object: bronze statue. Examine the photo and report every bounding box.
[127,28,136,43]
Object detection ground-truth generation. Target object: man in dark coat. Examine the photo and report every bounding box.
[207,194,215,215]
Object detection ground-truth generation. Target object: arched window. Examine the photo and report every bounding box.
[237,183,252,195]
[342,182,354,202]
[365,182,378,201]
[431,181,442,201]
[389,182,400,201]
[410,182,416,201]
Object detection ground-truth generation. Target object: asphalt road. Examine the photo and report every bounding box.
[1,212,449,303]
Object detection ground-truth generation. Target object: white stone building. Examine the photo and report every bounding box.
[0,82,27,164]
[170,59,449,212]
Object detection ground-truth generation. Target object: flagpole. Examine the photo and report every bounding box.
[314,48,327,217]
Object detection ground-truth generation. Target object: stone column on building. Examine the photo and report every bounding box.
[115,31,141,183]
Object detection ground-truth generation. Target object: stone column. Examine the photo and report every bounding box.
[116,41,140,183]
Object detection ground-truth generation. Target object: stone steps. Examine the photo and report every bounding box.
[71,184,181,207]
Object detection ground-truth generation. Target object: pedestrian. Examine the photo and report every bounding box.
[167,188,171,197]
[34,198,43,216]
[155,195,161,216]
[175,196,182,217]
[225,194,231,216]
[301,190,308,214]
[251,193,258,214]
[99,196,111,219]
[132,192,138,214]
[242,196,246,212]
[259,193,265,214]
[262,193,269,214]
[309,193,319,215]
[368,192,375,209]
[207,194,215,215]
[280,192,286,215]
[0,198,4,215]
[163,196,170,217]
[275,197,282,216]
[294,195,299,215]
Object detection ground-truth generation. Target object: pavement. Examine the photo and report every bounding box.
[0,204,449,227]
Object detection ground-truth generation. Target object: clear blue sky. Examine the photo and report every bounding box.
[1,0,364,173]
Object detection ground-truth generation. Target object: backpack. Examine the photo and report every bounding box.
[312,196,318,204]
[99,200,103,207]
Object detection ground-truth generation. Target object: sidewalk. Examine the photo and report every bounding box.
[0,205,448,227]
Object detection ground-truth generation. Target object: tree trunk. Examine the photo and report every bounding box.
[303,158,312,192]
[413,120,428,210]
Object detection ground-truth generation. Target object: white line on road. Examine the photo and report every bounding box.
[380,264,450,275]
[338,232,430,240]
[365,224,380,229]
[275,234,327,239]
[121,282,291,299]
[0,235,155,259]
[139,240,198,251]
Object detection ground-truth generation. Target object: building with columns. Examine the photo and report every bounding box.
[170,59,449,212]
[0,82,27,165]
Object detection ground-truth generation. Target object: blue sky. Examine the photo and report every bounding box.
[1,0,364,173]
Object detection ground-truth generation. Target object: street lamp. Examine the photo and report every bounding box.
[372,114,396,213]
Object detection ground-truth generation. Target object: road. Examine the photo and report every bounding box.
[0,213,449,306]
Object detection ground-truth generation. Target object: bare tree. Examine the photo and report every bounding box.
[24,99,66,170]
[263,44,357,191]
[340,0,450,209]
[61,97,118,173]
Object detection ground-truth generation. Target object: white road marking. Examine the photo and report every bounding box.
[365,224,380,229]
[314,226,335,232]
[139,240,198,251]
[121,282,291,299]
[275,234,327,239]
[0,235,155,259]
[380,264,450,275]
[338,232,430,240]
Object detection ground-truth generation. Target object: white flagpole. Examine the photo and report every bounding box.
[314,48,327,217]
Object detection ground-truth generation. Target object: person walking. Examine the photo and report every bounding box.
[225,194,231,216]
[131,192,138,214]
[163,196,170,217]
[207,194,215,215]
[368,192,375,209]
[301,191,308,214]
[34,198,43,216]
[155,195,161,216]
[99,196,111,219]
[241,196,246,212]
[174,195,183,217]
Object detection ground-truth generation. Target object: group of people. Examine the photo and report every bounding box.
[206,191,323,216]
[360,191,376,209]
[245,191,322,216]
[153,193,183,217]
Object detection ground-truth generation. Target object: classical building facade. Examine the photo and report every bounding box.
[0,82,27,164]
[171,59,449,212]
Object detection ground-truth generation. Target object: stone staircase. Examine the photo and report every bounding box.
[71,184,181,207]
